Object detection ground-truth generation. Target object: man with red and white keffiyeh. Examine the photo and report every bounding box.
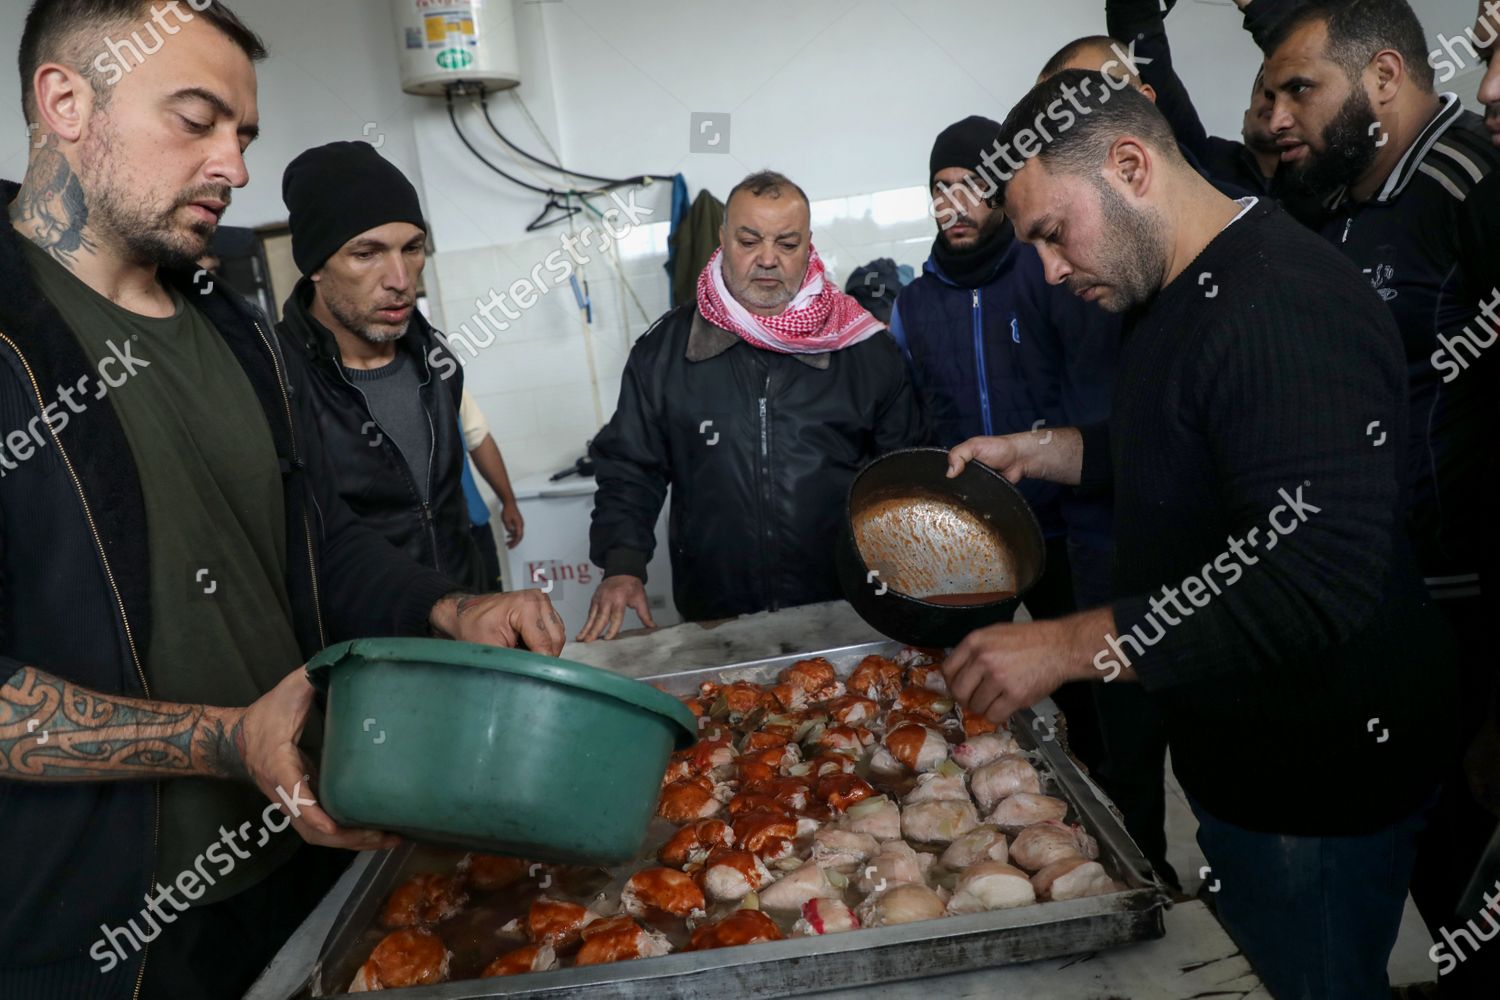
[579,171,929,639]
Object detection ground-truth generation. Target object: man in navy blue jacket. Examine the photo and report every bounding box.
[891,115,1121,801]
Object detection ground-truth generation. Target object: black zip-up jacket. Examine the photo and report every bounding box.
[278,279,483,590]
[589,305,928,622]
[0,181,456,996]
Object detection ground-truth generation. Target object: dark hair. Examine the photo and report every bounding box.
[20,0,266,118]
[1039,35,1124,81]
[725,170,810,212]
[993,68,1182,201]
[1264,0,1434,92]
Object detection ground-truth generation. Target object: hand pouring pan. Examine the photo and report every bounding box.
[835,447,1046,648]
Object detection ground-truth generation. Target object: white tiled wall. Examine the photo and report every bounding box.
[429,183,940,487]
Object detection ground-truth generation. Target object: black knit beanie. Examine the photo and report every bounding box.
[928,115,1002,188]
[282,141,428,275]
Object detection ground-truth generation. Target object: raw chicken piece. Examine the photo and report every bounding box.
[869,723,950,775]
[987,793,1068,829]
[727,793,789,818]
[856,883,946,927]
[732,810,799,861]
[462,854,528,891]
[969,754,1041,812]
[905,664,948,693]
[839,794,903,841]
[902,770,969,805]
[658,775,731,823]
[825,694,880,726]
[758,859,846,911]
[794,898,861,936]
[687,909,784,950]
[856,840,934,893]
[622,867,706,917]
[701,848,773,901]
[811,724,873,755]
[526,897,599,951]
[945,861,1036,914]
[815,773,876,812]
[660,819,736,868]
[662,735,737,784]
[1008,820,1099,873]
[940,825,1009,869]
[380,873,468,928]
[847,655,903,703]
[779,657,844,701]
[812,827,881,868]
[806,751,858,777]
[481,942,557,978]
[894,685,953,720]
[901,800,981,844]
[765,776,815,812]
[1032,857,1120,900]
[741,742,801,770]
[769,681,810,713]
[349,928,450,991]
[951,731,1021,770]
[574,919,672,966]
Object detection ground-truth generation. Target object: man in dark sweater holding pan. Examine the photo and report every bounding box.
[942,69,1455,999]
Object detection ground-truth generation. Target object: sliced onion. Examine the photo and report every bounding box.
[930,698,955,716]
[845,794,890,819]
[738,891,760,910]
[937,759,964,779]
[826,869,849,890]
[773,857,803,872]
[786,762,813,777]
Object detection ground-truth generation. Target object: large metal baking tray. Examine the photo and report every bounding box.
[299,641,1169,997]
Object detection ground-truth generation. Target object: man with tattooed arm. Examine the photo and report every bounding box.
[0,2,564,996]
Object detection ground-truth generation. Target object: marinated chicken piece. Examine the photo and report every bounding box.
[687,908,785,951]
[856,883,947,927]
[741,741,801,770]
[945,861,1036,914]
[825,694,880,726]
[701,848,773,901]
[719,681,778,715]
[658,775,731,823]
[902,770,969,805]
[769,681,810,713]
[679,694,706,718]
[622,867,707,918]
[987,792,1069,829]
[662,736,737,784]
[882,709,940,731]
[839,794,903,841]
[526,897,599,951]
[1008,820,1099,873]
[951,731,1021,770]
[940,825,1009,869]
[857,839,935,892]
[969,754,1041,812]
[575,918,672,966]
[727,792,789,818]
[794,897,861,936]
[869,723,950,775]
[806,751,858,777]
[847,655,904,703]
[894,685,954,720]
[463,854,528,891]
[481,942,557,978]
[904,664,948,693]
[744,730,790,752]
[901,799,981,844]
[759,858,846,911]
[778,657,844,701]
[816,773,876,812]
[659,818,735,868]
[810,724,873,755]
[732,810,799,860]
[349,928,450,991]
[380,873,468,928]
[736,759,777,790]
[765,776,814,812]
[1032,857,1120,901]
[812,827,881,868]
[959,710,999,737]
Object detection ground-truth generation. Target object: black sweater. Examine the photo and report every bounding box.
[1079,199,1456,836]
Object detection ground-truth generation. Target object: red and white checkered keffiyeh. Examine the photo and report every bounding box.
[695,246,884,355]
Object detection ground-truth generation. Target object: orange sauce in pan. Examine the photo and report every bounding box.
[920,590,1016,606]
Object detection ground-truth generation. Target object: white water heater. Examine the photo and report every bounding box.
[394,0,521,96]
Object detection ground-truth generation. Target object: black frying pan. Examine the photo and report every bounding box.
[835,448,1047,648]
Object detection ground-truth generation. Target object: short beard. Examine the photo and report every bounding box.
[1282,87,1380,201]
[77,115,221,270]
[940,211,1001,255]
[321,285,410,344]
[1087,178,1166,313]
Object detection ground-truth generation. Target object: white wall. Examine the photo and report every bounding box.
[0,0,1492,486]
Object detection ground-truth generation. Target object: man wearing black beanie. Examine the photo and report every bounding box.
[891,114,1143,874]
[277,141,486,590]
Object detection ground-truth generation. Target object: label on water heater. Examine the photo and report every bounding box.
[424,9,478,49]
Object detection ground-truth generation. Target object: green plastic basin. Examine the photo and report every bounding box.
[305,638,695,864]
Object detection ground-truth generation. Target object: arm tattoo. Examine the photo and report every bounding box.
[8,135,97,268]
[0,665,244,783]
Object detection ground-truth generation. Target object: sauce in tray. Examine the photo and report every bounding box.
[919,590,1016,606]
